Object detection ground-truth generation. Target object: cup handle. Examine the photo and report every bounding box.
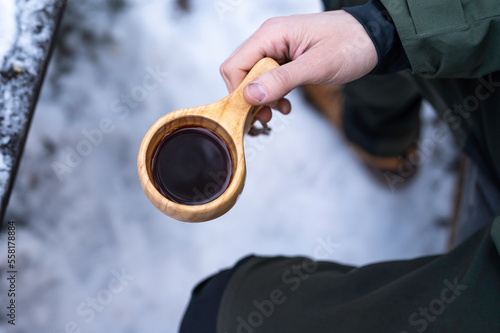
[223,57,280,135]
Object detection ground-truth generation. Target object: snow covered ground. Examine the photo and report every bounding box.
[1,0,458,332]
[0,0,16,61]
[0,0,59,211]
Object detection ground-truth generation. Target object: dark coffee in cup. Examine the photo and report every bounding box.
[152,127,233,205]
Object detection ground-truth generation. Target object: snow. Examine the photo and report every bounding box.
[0,0,59,199]
[0,0,16,62]
[1,0,54,74]
[1,0,459,332]
[0,153,8,190]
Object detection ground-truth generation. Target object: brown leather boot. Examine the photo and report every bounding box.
[302,84,418,190]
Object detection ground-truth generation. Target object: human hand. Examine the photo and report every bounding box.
[220,10,378,123]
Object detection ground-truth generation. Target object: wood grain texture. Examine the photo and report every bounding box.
[138,57,279,222]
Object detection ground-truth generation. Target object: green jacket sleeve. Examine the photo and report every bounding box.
[380,0,500,78]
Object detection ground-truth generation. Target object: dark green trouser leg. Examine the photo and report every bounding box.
[342,72,422,157]
[322,1,423,158]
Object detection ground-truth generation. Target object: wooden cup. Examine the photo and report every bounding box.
[137,57,280,222]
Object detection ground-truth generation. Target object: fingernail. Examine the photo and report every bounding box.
[247,83,267,102]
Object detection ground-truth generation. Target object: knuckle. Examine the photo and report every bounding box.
[271,67,292,90]
[261,18,274,28]
[220,61,230,76]
[219,63,226,77]
[261,17,283,29]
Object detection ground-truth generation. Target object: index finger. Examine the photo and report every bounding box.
[220,18,289,92]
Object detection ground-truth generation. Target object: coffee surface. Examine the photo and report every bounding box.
[152,127,232,205]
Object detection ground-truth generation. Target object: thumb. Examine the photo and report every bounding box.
[243,63,306,105]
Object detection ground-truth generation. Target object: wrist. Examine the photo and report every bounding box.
[342,0,410,74]
[336,10,379,77]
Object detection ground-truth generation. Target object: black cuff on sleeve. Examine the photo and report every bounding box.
[342,0,410,74]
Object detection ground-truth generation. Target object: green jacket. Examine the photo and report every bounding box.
[381,0,500,78]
